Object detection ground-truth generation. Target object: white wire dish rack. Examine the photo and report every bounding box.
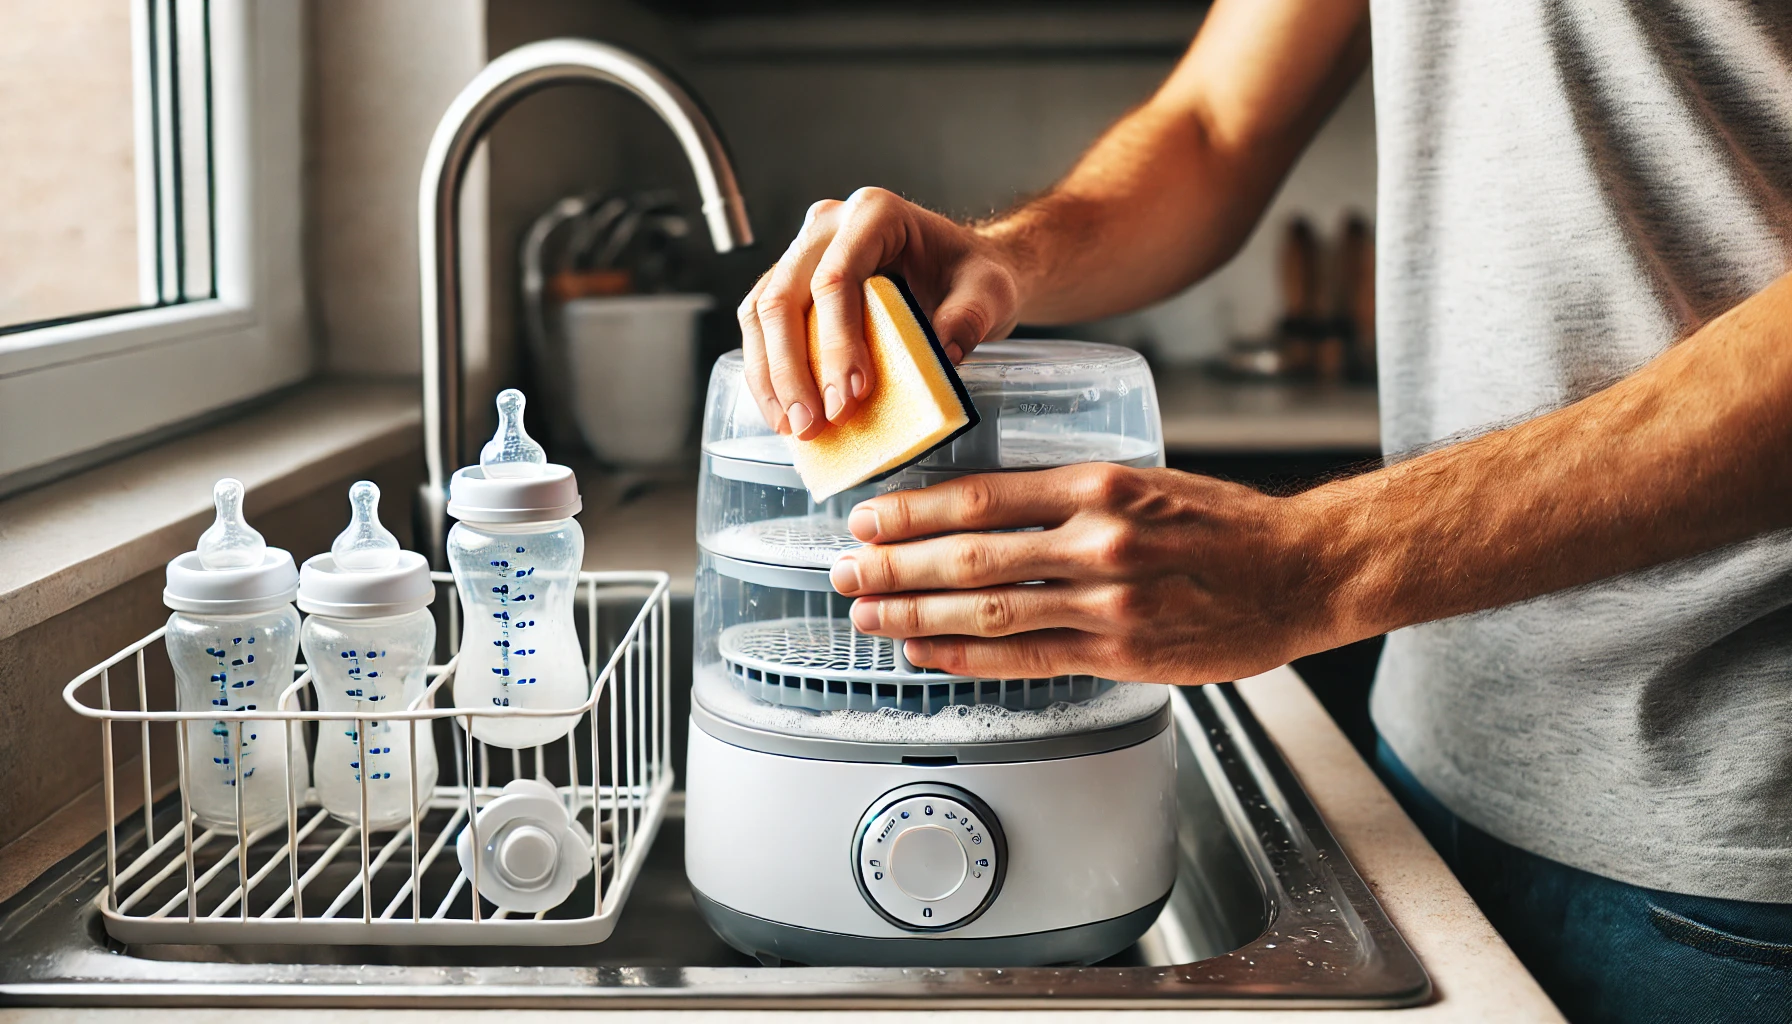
[62,570,672,946]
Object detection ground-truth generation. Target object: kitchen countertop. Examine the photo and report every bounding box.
[578,471,703,593]
[0,669,1561,1022]
[1154,368,1381,455]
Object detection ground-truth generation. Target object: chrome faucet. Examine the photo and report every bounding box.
[415,39,753,565]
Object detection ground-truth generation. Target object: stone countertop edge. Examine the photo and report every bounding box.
[1229,665,1564,1022]
[0,667,1566,1023]
[0,379,421,644]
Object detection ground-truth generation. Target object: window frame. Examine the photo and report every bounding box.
[0,0,308,488]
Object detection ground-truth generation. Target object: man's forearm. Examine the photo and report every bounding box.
[1304,273,1792,644]
[975,106,1262,324]
[975,0,1370,325]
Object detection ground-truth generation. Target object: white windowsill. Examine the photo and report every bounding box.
[0,299,256,376]
[0,378,420,643]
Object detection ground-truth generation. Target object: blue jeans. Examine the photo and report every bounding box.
[1373,739,1792,1024]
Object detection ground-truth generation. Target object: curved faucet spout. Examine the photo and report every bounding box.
[416,38,753,565]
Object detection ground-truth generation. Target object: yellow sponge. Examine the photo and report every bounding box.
[793,275,978,501]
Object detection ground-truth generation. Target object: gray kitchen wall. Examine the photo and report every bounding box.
[486,2,1377,373]
[309,0,488,380]
[307,0,503,461]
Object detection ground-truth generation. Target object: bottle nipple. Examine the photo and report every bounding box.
[197,478,267,570]
[331,480,401,571]
[479,389,547,479]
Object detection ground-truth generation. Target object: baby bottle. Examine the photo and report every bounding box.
[163,479,306,833]
[446,390,589,748]
[298,481,440,829]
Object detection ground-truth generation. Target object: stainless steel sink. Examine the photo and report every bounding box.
[0,599,1429,1009]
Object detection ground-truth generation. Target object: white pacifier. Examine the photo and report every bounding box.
[456,777,597,913]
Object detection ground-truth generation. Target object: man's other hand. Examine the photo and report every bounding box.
[826,464,1333,685]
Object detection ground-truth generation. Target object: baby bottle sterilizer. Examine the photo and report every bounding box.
[684,341,1178,967]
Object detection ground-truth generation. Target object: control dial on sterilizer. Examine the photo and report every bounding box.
[853,784,1006,931]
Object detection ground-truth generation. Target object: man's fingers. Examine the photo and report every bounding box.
[755,200,843,440]
[851,583,1111,639]
[811,188,909,424]
[929,258,1019,362]
[736,268,786,432]
[846,468,1089,544]
[900,630,1109,679]
[831,529,1067,596]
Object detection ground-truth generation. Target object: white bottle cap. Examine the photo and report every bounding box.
[164,550,300,614]
[455,778,597,913]
[447,464,582,523]
[165,478,298,614]
[297,551,434,618]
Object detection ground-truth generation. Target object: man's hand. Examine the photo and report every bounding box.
[827,464,1331,684]
[736,192,1025,439]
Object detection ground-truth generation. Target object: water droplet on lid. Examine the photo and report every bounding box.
[197,478,267,569]
[480,389,546,479]
[332,481,401,571]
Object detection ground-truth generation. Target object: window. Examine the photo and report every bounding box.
[0,0,214,331]
[0,0,306,491]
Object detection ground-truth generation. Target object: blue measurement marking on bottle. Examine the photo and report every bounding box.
[490,545,538,704]
[209,640,234,787]
[232,636,257,784]
[340,647,394,782]
[491,557,515,701]
[198,634,260,792]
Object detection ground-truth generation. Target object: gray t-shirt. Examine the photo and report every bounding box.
[1368,0,1792,902]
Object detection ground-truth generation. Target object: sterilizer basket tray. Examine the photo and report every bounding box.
[717,617,1114,714]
